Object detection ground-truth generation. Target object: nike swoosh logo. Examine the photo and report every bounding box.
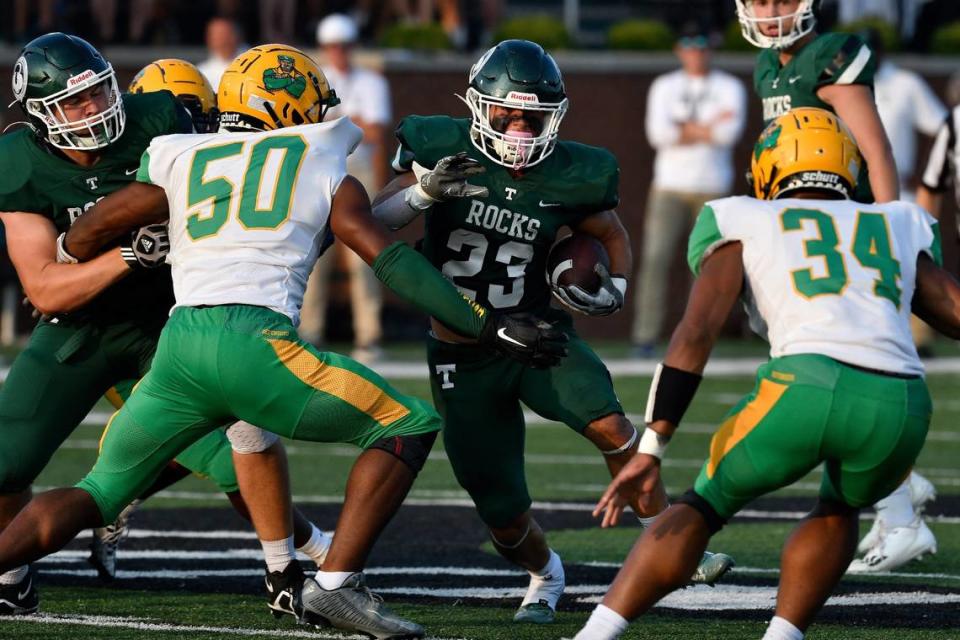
[539,201,561,207]
[125,168,138,175]
[497,327,527,348]
[18,578,31,600]
[788,76,802,84]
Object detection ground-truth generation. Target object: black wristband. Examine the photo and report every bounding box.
[644,363,702,425]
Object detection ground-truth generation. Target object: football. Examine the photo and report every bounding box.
[546,233,611,298]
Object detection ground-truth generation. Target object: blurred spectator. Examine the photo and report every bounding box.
[865,29,946,199]
[839,0,930,41]
[631,24,746,357]
[299,13,392,364]
[260,0,296,43]
[88,0,157,44]
[197,17,243,88]
[13,0,55,43]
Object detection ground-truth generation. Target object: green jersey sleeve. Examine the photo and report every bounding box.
[809,33,875,89]
[136,149,153,185]
[688,204,724,276]
[393,115,470,172]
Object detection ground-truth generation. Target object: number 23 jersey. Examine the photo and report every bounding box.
[394,115,619,316]
[137,117,362,325]
[688,196,940,375]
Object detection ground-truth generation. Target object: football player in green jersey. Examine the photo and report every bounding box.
[372,39,734,624]
[736,0,898,202]
[0,36,327,618]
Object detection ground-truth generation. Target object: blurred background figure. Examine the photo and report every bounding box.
[259,0,296,44]
[862,27,946,357]
[630,23,746,358]
[299,13,391,364]
[197,16,244,88]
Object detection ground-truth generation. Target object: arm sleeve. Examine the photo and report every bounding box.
[921,113,955,192]
[710,77,747,147]
[645,77,681,149]
[372,241,488,338]
[687,204,727,276]
[136,149,153,185]
[816,35,875,88]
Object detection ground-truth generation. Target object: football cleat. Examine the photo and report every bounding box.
[858,472,937,554]
[848,518,937,573]
[690,551,735,586]
[88,499,140,581]
[301,573,424,639]
[265,561,308,621]
[0,567,39,616]
[514,560,565,624]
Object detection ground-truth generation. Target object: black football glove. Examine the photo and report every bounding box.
[418,152,489,201]
[121,224,170,269]
[479,312,569,368]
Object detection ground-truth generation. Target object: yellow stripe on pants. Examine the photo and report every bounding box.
[707,378,787,478]
[268,339,410,427]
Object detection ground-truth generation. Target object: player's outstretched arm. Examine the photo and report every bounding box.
[0,211,130,316]
[332,175,567,367]
[594,242,743,525]
[913,253,960,339]
[64,182,170,262]
[818,84,899,202]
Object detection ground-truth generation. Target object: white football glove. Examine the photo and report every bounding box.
[554,264,627,316]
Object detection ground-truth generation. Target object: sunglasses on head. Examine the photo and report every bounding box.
[679,35,709,49]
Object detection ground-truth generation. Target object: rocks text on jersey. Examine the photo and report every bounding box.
[763,95,792,121]
[465,199,541,241]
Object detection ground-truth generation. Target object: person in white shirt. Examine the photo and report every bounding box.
[299,13,393,364]
[196,17,244,89]
[631,24,746,357]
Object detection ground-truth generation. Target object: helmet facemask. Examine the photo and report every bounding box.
[462,86,568,170]
[25,65,125,150]
[736,0,817,50]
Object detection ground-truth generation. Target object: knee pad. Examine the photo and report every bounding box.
[226,421,280,454]
[675,489,727,535]
[369,431,437,475]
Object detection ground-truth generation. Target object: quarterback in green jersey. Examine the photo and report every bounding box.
[0,35,325,619]
[373,39,734,624]
[737,0,898,203]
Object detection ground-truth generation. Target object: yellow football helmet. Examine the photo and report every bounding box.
[218,44,339,132]
[751,107,862,200]
[129,58,218,133]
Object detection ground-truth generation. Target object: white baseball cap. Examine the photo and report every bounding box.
[317,14,358,45]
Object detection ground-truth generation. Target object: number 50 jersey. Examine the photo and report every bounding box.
[137,118,362,325]
[688,196,941,376]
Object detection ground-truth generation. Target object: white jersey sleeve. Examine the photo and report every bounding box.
[137,117,363,325]
[688,196,940,375]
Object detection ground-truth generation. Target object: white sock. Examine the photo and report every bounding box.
[638,514,659,529]
[315,570,354,590]
[573,604,629,640]
[874,478,914,529]
[296,524,331,568]
[260,535,295,573]
[762,616,804,640]
[0,566,28,585]
[532,549,562,579]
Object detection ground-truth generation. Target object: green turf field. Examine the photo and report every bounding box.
[1,345,958,639]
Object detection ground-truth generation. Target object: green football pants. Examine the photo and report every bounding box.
[428,310,623,528]
[694,354,931,519]
[78,305,441,522]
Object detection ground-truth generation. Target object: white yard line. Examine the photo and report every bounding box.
[0,613,464,640]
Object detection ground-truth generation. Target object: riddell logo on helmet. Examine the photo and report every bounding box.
[506,91,539,104]
[800,171,840,184]
[67,69,97,88]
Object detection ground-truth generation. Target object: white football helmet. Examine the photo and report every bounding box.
[735,0,818,50]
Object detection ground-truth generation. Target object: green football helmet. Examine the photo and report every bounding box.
[461,39,568,169]
[11,32,125,150]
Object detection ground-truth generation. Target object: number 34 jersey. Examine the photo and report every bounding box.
[137,118,362,325]
[394,115,619,316]
[688,196,941,376]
